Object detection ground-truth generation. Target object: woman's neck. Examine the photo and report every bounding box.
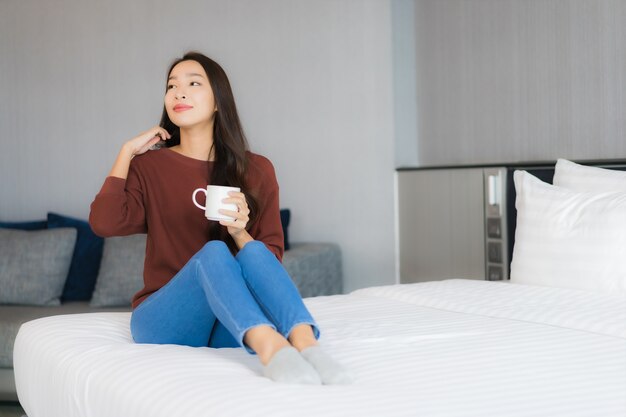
[175,124,215,161]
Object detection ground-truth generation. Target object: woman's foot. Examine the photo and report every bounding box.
[244,325,291,366]
[244,325,321,384]
[288,323,319,352]
[288,324,353,385]
[300,346,354,385]
[263,346,321,385]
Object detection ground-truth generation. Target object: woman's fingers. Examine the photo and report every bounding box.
[155,127,171,140]
[219,208,248,223]
[144,136,162,151]
[221,201,250,215]
[219,191,249,235]
[222,192,249,214]
[218,210,248,234]
[144,127,169,143]
[223,191,246,202]
[150,130,166,142]
[128,126,171,156]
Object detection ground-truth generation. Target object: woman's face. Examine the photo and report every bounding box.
[164,60,217,129]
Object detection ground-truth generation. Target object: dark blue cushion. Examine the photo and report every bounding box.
[47,212,104,301]
[0,220,48,230]
[280,209,291,251]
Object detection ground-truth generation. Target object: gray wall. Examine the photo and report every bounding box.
[0,0,396,292]
[392,0,419,168]
[398,0,626,167]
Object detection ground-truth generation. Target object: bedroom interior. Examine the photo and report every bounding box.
[2,0,626,416]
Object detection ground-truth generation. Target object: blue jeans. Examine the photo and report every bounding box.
[130,240,320,354]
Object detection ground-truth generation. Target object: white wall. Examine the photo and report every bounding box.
[0,0,396,292]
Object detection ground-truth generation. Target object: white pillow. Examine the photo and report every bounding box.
[510,170,626,295]
[553,159,626,192]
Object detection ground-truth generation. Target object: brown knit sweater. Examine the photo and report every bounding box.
[89,148,284,308]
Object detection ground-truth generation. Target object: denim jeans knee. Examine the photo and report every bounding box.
[236,240,321,340]
[196,240,230,259]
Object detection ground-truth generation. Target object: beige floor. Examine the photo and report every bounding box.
[0,402,25,417]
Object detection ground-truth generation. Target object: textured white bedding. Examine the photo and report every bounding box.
[14,279,626,417]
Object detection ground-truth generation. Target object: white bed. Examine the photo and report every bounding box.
[14,279,626,417]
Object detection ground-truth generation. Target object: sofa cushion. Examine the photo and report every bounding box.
[0,302,130,367]
[282,242,342,297]
[0,220,48,231]
[90,235,146,307]
[280,209,291,251]
[47,212,105,301]
[0,228,77,306]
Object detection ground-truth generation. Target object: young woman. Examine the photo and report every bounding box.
[89,52,352,385]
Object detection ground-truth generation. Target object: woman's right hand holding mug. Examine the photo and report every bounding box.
[124,126,171,157]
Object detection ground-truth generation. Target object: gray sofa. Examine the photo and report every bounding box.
[0,241,342,401]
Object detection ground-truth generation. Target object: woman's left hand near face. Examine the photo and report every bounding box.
[219,191,250,236]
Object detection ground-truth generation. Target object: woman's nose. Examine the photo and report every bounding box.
[175,90,186,100]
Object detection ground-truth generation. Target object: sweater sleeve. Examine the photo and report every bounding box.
[250,158,285,262]
[89,162,148,237]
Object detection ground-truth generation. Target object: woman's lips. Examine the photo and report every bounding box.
[173,105,193,112]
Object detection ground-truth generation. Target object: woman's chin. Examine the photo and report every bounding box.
[170,120,195,130]
[170,115,211,127]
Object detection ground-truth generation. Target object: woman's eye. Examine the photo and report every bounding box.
[166,81,198,90]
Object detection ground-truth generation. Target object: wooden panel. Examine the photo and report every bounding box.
[398,169,485,283]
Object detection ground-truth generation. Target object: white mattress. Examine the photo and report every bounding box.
[14,279,626,417]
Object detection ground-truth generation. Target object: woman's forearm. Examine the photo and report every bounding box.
[108,144,135,179]
[107,126,170,179]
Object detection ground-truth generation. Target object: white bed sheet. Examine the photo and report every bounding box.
[14,279,626,417]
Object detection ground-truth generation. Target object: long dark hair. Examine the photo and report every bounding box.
[159,52,259,251]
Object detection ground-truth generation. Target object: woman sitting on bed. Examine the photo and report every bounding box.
[89,51,352,385]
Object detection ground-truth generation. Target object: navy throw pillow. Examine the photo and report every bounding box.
[0,220,48,230]
[280,209,291,251]
[47,212,104,301]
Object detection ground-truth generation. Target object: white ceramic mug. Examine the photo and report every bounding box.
[192,185,240,221]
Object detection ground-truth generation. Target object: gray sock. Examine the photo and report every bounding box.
[300,346,354,385]
[263,346,322,385]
